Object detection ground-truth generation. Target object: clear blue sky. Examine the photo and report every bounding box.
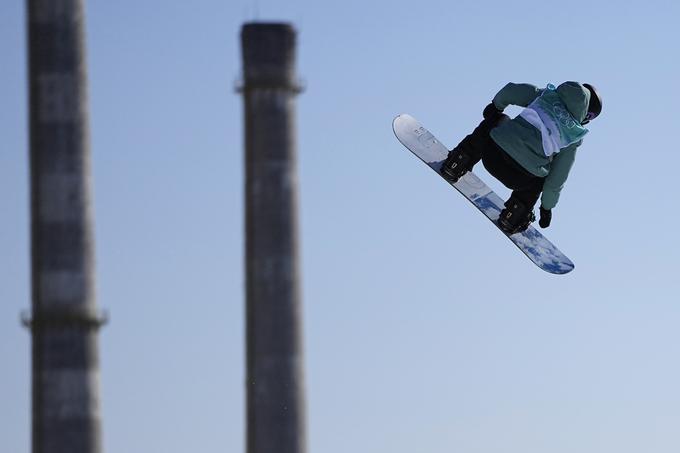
[2,0,680,452]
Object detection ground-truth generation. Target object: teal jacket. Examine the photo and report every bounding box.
[489,82,591,210]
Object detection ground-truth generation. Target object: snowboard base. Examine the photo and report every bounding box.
[392,114,574,275]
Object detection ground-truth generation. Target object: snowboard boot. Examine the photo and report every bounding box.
[498,197,536,234]
[440,149,473,183]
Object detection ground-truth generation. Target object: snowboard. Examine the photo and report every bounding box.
[392,113,574,275]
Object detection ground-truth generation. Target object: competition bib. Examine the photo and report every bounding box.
[519,84,588,157]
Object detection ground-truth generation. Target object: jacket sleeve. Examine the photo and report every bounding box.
[540,141,581,210]
[492,83,542,110]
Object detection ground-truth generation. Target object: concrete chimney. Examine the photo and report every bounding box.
[25,0,105,452]
[239,22,307,453]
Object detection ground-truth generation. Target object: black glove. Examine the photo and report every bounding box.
[539,207,552,228]
[483,102,503,121]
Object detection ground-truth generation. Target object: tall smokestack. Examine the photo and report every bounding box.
[239,23,306,453]
[25,1,105,452]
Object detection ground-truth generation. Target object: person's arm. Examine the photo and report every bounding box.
[492,83,542,110]
[540,141,581,210]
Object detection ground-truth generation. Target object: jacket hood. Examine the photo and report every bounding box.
[556,81,590,123]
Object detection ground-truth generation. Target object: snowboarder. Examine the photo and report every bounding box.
[440,82,602,234]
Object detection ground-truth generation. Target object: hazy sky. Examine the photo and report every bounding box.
[2,0,680,452]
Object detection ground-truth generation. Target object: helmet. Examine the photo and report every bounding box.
[582,83,602,124]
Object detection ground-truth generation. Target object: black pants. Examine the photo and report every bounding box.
[452,114,545,208]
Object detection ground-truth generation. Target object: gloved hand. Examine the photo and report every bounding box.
[483,102,503,121]
[539,207,552,228]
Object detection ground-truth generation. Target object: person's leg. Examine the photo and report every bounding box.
[510,178,544,209]
[480,141,545,234]
[497,178,545,233]
[481,139,536,191]
[440,114,509,182]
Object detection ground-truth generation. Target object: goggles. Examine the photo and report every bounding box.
[581,111,598,125]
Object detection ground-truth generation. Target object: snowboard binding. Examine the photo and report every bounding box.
[498,197,536,235]
[440,149,472,183]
